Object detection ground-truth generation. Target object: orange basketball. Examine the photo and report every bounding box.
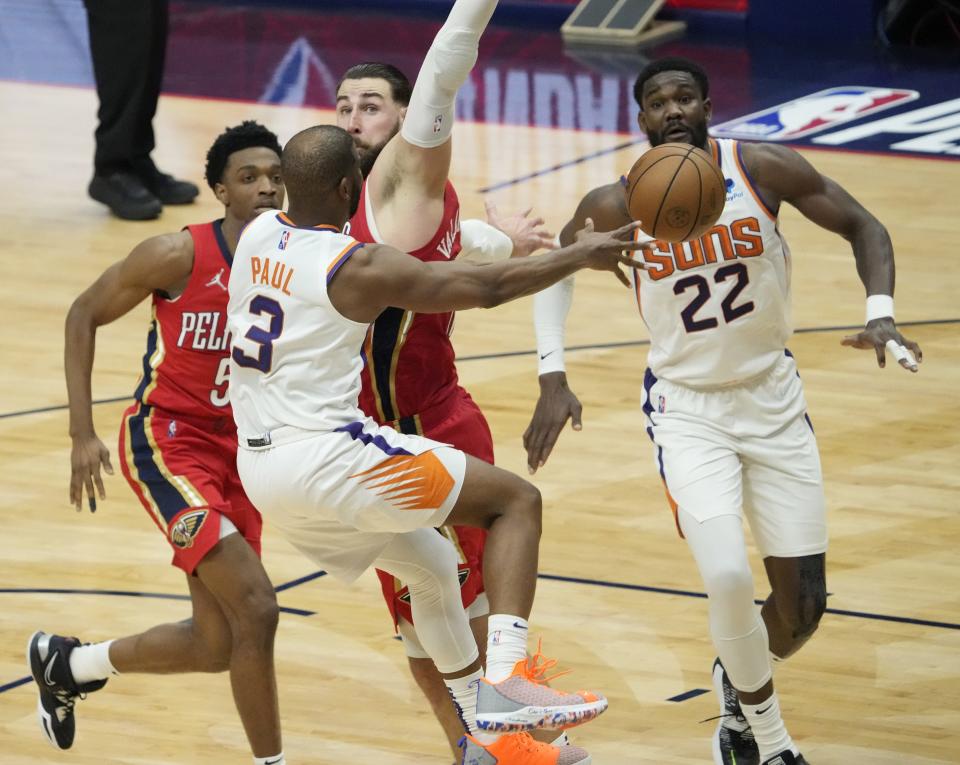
[625,142,726,243]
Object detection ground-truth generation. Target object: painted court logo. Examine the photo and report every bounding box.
[711,87,919,141]
[169,509,208,549]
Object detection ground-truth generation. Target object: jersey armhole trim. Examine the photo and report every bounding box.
[733,141,777,222]
[326,241,365,284]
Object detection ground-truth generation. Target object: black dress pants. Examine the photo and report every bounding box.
[83,0,168,176]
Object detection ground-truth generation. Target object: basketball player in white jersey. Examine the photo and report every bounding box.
[228,125,646,764]
[523,57,922,765]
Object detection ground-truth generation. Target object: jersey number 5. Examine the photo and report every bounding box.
[673,262,755,333]
[232,296,285,373]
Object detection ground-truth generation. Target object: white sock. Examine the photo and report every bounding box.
[446,669,499,745]
[486,614,529,683]
[741,693,798,761]
[69,641,117,684]
[253,755,284,765]
[445,669,483,732]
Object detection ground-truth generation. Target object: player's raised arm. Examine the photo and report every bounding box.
[65,233,193,512]
[370,0,497,205]
[744,142,922,372]
[328,219,644,324]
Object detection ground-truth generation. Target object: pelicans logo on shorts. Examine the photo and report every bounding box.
[169,509,208,549]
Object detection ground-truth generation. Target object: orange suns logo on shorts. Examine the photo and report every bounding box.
[169,509,208,549]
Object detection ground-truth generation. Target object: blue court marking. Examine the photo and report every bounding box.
[0,573,329,697]
[2,317,953,423]
[668,688,710,703]
[537,573,960,631]
[478,139,641,194]
[1,676,32,694]
[0,587,316,618]
[274,570,327,592]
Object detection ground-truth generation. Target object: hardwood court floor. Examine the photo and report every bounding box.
[0,81,958,764]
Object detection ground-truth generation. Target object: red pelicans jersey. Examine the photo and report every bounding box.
[347,180,463,434]
[133,221,234,419]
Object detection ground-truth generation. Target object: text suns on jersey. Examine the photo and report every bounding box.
[642,216,765,280]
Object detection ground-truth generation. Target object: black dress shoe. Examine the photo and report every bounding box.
[136,163,199,205]
[88,172,162,220]
[144,170,199,205]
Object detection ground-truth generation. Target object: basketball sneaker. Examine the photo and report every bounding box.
[762,752,809,765]
[475,643,607,733]
[460,733,591,765]
[710,658,760,765]
[27,631,107,750]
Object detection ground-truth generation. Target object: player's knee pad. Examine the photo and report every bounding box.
[705,564,758,637]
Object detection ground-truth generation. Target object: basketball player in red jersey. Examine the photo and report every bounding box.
[28,122,289,765]
[335,4,579,763]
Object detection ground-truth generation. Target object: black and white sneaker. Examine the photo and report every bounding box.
[27,631,107,749]
[710,658,760,765]
[762,751,809,765]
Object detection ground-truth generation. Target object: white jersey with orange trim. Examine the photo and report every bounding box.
[632,138,792,388]
[227,211,369,440]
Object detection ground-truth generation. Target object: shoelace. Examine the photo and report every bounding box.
[700,711,750,726]
[520,639,573,686]
[512,732,544,753]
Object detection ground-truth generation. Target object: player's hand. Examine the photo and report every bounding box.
[70,434,114,512]
[485,201,556,259]
[523,372,582,474]
[841,317,922,373]
[575,218,647,287]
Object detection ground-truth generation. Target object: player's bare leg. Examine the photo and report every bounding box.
[445,455,607,737]
[761,554,827,660]
[38,533,283,759]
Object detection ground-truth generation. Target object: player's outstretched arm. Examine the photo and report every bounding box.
[328,219,644,324]
[524,184,633,473]
[65,233,193,512]
[746,142,921,372]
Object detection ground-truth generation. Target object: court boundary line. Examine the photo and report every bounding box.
[3,566,956,698]
[2,317,954,422]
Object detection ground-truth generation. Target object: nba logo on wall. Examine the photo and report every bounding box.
[711,87,919,141]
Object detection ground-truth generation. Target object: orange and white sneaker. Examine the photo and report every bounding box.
[475,643,607,733]
[460,733,591,765]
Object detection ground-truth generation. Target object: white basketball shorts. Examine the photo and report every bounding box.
[641,352,827,558]
[237,418,466,581]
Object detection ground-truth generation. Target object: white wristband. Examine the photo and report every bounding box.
[866,294,894,323]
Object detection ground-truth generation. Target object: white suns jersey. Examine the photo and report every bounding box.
[227,212,369,440]
[632,138,792,387]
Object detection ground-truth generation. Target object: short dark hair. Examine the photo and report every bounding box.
[634,57,710,108]
[281,125,357,199]
[204,121,282,190]
[337,62,412,106]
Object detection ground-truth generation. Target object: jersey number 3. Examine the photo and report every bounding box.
[673,262,754,333]
[232,296,285,373]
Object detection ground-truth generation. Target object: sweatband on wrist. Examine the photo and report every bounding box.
[866,294,894,323]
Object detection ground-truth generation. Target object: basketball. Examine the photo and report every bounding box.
[625,142,726,243]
